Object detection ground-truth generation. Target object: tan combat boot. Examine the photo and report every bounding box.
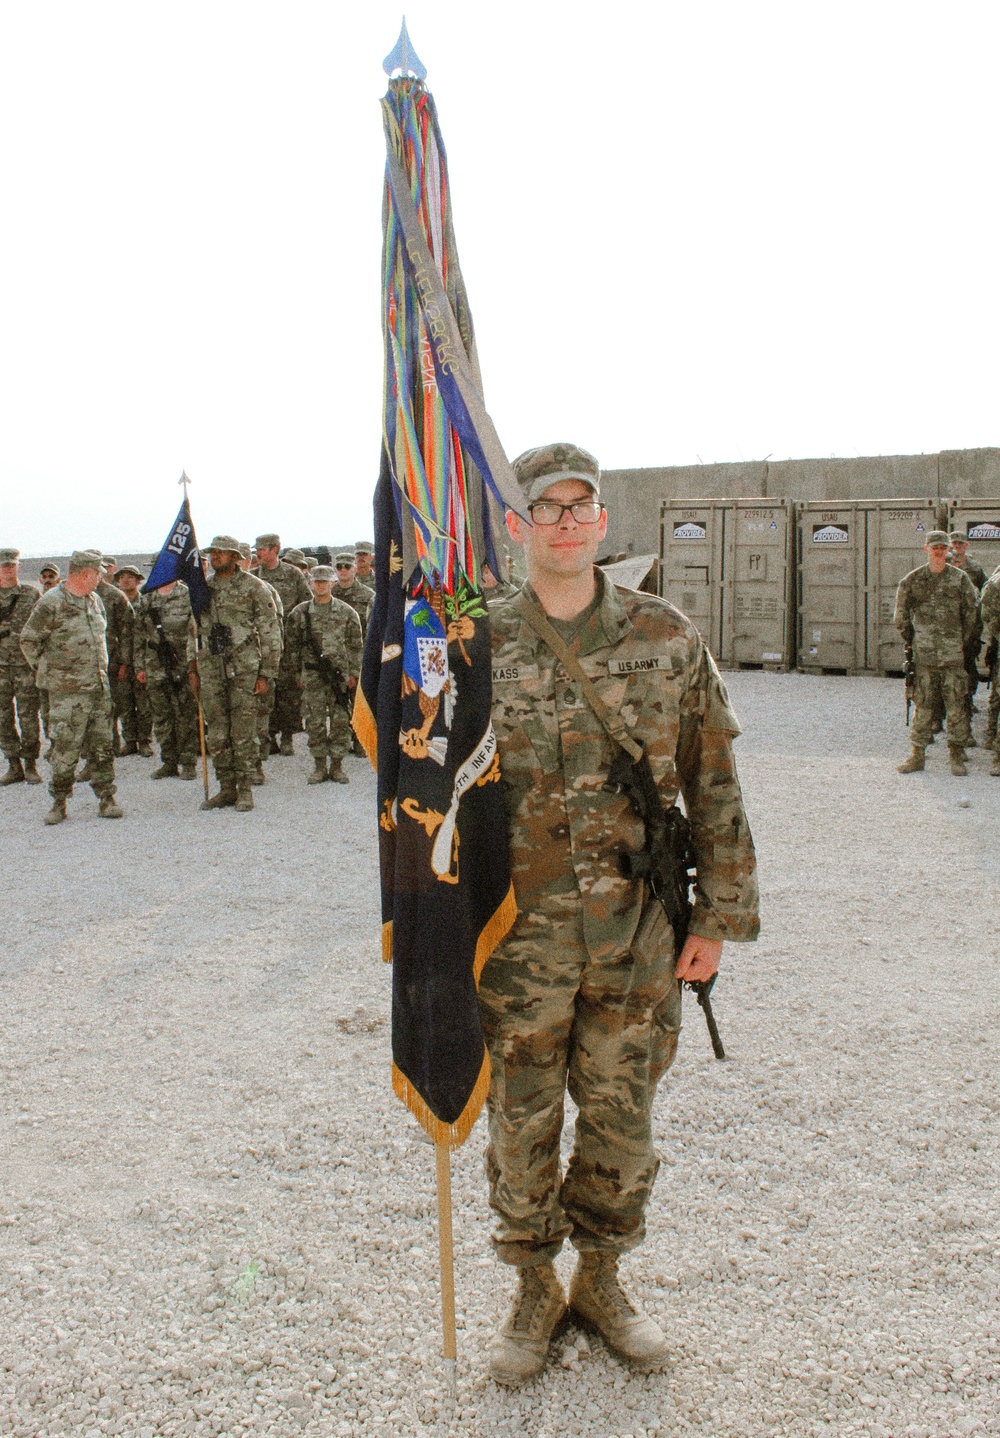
[151,762,178,779]
[487,1263,567,1387]
[44,797,67,825]
[279,736,295,757]
[138,739,155,757]
[0,759,25,785]
[252,762,266,786]
[897,747,925,773]
[179,763,197,781]
[98,794,124,819]
[234,784,254,812]
[948,745,968,776]
[307,760,328,785]
[990,749,1000,778]
[569,1252,669,1373]
[23,759,42,785]
[328,759,349,784]
[201,786,237,810]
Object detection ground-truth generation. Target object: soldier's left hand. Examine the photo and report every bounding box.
[348,676,357,690]
[253,676,269,696]
[675,935,723,984]
[116,664,129,682]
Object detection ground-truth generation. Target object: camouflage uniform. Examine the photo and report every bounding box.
[481,572,759,1266]
[252,559,310,745]
[355,541,376,592]
[19,583,117,802]
[0,578,41,769]
[135,583,199,770]
[980,568,1000,759]
[951,556,988,593]
[284,595,363,767]
[96,578,135,752]
[188,567,281,795]
[333,577,374,637]
[254,578,284,767]
[894,561,979,748]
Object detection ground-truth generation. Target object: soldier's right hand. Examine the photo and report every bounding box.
[136,670,147,685]
[187,664,200,700]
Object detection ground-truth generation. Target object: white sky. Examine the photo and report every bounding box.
[2,1,998,556]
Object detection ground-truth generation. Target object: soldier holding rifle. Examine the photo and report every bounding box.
[187,537,281,812]
[285,565,363,785]
[481,444,760,1385]
[134,578,199,780]
[980,566,1000,775]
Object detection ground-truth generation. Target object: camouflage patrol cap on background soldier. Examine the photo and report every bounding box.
[511,443,601,504]
[949,532,970,545]
[40,562,60,578]
[0,548,20,564]
[925,531,950,546]
[116,564,145,580]
[355,541,374,556]
[311,565,336,581]
[255,533,280,549]
[283,548,308,569]
[305,555,318,569]
[238,543,252,561]
[335,550,356,564]
[69,549,104,572]
[206,535,243,556]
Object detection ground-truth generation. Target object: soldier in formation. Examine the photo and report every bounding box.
[95,568,137,756]
[285,565,363,784]
[252,533,311,756]
[236,542,283,784]
[114,565,154,755]
[895,531,980,775]
[980,566,1000,777]
[948,532,989,593]
[19,550,124,824]
[187,537,281,812]
[354,540,376,591]
[134,577,199,780]
[0,548,42,785]
[39,564,61,592]
[482,444,759,1385]
[332,551,374,635]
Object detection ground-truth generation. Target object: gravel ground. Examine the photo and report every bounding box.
[2,673,998,1438]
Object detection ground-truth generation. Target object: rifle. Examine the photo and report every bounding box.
[986,637,999,689]
[206,620,235,681]
[606,745,726,1060]
[303,610,351,710]
[147,603,181,685]
[0,591,19,644]
[902,624,915,726]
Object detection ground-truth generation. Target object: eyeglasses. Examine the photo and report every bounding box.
[528,500,604,525]
[335,563,354,570]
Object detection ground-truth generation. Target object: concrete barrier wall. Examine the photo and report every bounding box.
[601,447,1000,557]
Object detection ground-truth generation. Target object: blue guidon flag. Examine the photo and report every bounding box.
[353,35,526,1147]
[143,490,211,617]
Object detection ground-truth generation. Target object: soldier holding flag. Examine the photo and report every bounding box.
[481,443,760,1385]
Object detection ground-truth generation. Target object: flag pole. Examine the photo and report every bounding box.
[196,697,210,801]
[435,1142,458,1397]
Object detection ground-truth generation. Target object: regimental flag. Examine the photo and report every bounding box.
[353,46,526,1148]
[144,492,211,618]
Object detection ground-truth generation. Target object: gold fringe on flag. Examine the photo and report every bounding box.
[392,1050,491,1150]
[473,882,517,984]
[382,919,393,963]
[351,685,378,768]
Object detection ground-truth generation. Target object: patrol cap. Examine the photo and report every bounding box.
[283,548,307,567]
[0,548,20,564]
[255,533,280,548]
[335,549,356,564]
[69,549,104,572]
[355,540,374,555]
[237,542,252,561]
[511,442,601,506]
[948,531,970,543]
[206,535,243,556]
[116,564,144,579]
[311,565,336,581]
[925,530,950,546]
[304,555,318,568]
[40,562,60,577]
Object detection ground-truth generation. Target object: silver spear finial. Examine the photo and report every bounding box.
[383,17,426,81]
